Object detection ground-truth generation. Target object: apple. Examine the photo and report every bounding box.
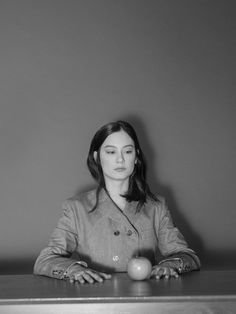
[127,257,152,281]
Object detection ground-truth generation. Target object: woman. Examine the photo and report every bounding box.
[34,120,201,284]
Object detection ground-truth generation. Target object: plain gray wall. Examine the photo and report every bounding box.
[1,0,235,273]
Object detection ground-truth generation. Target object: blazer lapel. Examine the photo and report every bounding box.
[97,188,140,227]
[96,189,128,225]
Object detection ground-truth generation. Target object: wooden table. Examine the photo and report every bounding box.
[0,270,236,313]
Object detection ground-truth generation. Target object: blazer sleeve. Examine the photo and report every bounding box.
[156,197,201,273]
[33,201,86,279]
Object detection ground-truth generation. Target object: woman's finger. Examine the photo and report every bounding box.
[163,267,171,279]
[70,274,85,284]
[151,266,160,277]
[76,274,86,284]
[155,267,165,279]
[99,272,112,280]
[170,268,179,278]
[85,270,112,282]
[85,270,104,283]
[80,272,95,283]
[152,267,179,280]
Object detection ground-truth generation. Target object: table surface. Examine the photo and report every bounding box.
[1,270,236,304]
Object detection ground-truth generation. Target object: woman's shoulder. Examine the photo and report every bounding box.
[64,188,97,211]
[144,194,167,213]
[146,193,165,205]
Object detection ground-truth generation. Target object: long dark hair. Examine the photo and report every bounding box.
[87,120,157,211]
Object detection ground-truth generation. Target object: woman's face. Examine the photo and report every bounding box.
[95,130,136,184]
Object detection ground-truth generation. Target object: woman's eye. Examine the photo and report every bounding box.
[125,150,133,154]
[106,151,115,154]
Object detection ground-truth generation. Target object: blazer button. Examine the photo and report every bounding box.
[114,230,120,236]
[127,230,133,236]
[113,255,119,262]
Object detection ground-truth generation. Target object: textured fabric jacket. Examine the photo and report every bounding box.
[34,188,200,279]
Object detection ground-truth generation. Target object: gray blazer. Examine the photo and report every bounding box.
[34,188,200,279]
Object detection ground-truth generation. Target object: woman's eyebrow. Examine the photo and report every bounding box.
[104,145,116,148]
[123,144,134,148]
[104,144,134,148]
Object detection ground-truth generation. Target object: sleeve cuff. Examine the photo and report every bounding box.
[158,251,201,274]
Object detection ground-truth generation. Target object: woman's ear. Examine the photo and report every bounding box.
[93,151,98,162]
[135,149,139,164]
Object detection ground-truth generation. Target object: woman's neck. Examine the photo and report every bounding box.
[105,179,129,198]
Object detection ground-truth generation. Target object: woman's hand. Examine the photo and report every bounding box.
[151,265,179,280]
[66,265,112,284]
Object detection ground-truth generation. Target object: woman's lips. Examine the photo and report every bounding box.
[114,167,126,172]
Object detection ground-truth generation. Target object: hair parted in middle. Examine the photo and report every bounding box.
[87,120,157,211]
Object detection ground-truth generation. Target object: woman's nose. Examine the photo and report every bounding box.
[116,152,124,163]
